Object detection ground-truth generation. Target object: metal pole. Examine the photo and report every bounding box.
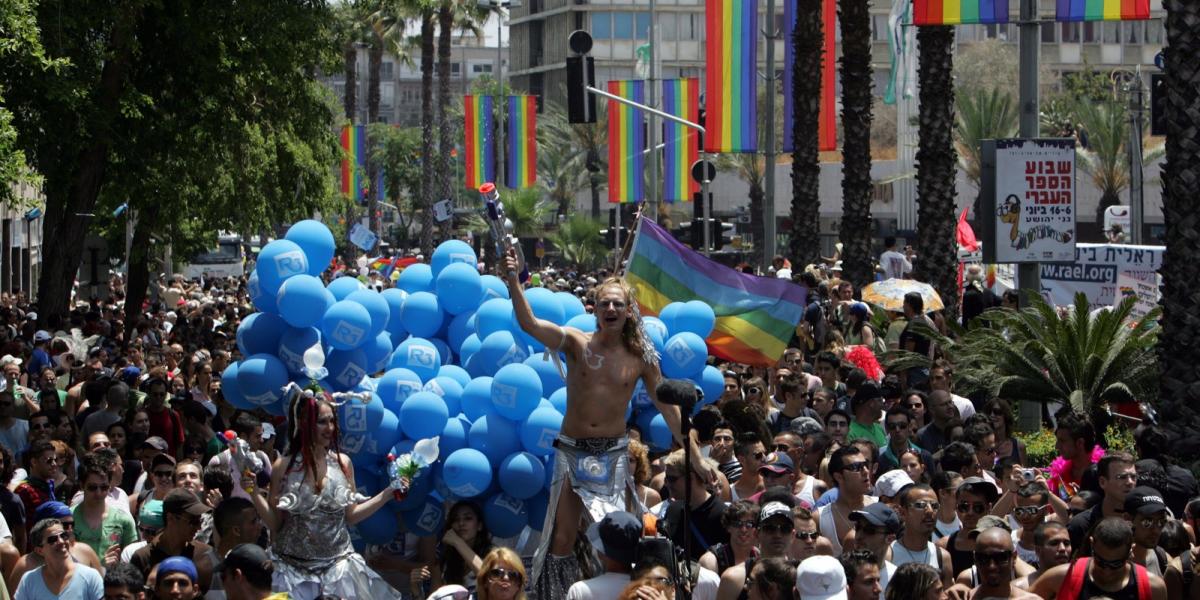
[646,0,659,224]
[1129,72,1144,244]
[762,0,778,271]
[496,4,504,186]
[1016,0,1041,304]
[702,155,712,254]
[586,86,705,130]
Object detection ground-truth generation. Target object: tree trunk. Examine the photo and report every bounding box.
[36,15,137,326]
[838,0,875,287]
[367,36,383,239]
[419,12,437,256]
[343,42,358,122]
[1158,0,1200,429]
[588,148,601,219]
[437,2,455,232]
[123,203,161,343]
[914,26,960,321]
[749,167,765,264]
[789,0,823,268]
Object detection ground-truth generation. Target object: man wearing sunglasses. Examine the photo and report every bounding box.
[877,407,934,478]
[715,497,796,600]
[1124,487,1172,577]
[1008,483,1054,569]
[13,518,104,599]
[130,489,216,593]
[1067,452,1137,553]
[732,436,767,502]
[816,447,877,557]
[937,477,999,580]
[1030,517,1167,599]
[889,484,955,586]
[944,527,1041,599]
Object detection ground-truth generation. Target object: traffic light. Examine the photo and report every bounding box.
[566,31,596,124]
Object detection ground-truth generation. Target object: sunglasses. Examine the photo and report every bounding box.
[30,422,52,430]
[730,520,758,531]
[645,575,675,587]
[856,523,885,535]
[904,403,923,410]
[154,470,174,478]
[974,550,1013,566]
[957,502,989,515]
[909,500,940,512]
[842,461,870,473]
[1093,554,1128,570]
[86,483,110,493]
[1014,505,1048,518]
[795,530,820,541]
[43,533,68,546]
[774,444,793,453]
[886,421,909,431]
[488,567,522,582]
[759,523,795,535]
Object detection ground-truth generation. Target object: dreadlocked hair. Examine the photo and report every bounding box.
[286,390,348,492]
[595,277,659,368]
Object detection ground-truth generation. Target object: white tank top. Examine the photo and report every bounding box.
[797,475,817,506]
[817,505,843,556]
[889,539,940,570]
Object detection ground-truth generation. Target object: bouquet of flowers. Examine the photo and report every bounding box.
[387,437,440,500]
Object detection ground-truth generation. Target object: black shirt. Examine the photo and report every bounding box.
[663,494,728,562]
[917,423,948,455]
[1066,505,1105,555]
[898,315,934,357]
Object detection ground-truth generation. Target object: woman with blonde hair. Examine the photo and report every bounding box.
[476,547,526,600]
[627,438,661,510]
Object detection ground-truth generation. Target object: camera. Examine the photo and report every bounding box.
[1022,469,1038,482]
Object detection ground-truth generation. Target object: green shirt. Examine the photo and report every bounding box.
[847,420,887,448]
[71,504,137,559]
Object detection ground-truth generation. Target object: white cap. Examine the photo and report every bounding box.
[875,469,915,498]
[33,330,52,343]
[0,355,22,368]
[795,555,848,600]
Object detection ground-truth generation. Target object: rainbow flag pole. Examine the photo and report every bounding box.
[704,0,758,153]
[340,125,368,202]
[506,95,537,189]
[1054,0,1148,21]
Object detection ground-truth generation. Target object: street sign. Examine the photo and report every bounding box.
[433,199,453,222]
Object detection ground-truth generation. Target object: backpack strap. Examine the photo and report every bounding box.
[1133,563,1151,600]
[1057,558,1090,600]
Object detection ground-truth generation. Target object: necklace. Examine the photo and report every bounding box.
[895,539,930,565]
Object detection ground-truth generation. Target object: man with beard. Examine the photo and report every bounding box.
[889,484,955,586]
[1016,522,1072,590]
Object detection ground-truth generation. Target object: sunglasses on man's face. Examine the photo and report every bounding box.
[974,550,1013,566]
[957,501,989,515]
[794,530,820,541]
[759,523,794,536]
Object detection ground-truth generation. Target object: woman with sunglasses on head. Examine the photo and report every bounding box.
[239,388,398,600]
[71,453,136,561]
[476,547,527,600]
[982,399,1027,468]
[741,377,776,423]
[412,501,494,595]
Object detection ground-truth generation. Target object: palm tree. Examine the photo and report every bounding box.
[718,153,766,262]
[954,87,1018,222]
[789,0,824,268]
[914,25,960,321]
[419,9,436,255]
[463,187,554,236]
[1072,96,1165,228]
[837,0,874,287]
[547,214,608,270]
[333,2,367,122]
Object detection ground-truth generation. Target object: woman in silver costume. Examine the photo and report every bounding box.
[240,388,398,599]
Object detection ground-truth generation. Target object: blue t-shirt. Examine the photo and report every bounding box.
[27,348,50,378]
[14,564,103,600]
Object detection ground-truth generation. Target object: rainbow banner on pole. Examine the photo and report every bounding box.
[627,217,809,367]
[464,95,495,189]
[783,0,838,152]
[607,80,645,204]
[913,0,1011,24]
[340,125,368,202]
[704,0,757,153]
[662,78,699,203]
[506,96,538,189]
[1054,0,1148,21]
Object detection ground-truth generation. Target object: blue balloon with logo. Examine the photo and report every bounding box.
[523,354,564,396]
[565,314,596,333]
[247,271,278,314]
[475,299,515,339]
[438,365,471,388]
[324,348,369,391]
[327,276,364,301]
[431,240,478,279]
[346,289,390,339]
[401,493,447,536]
[661,332,708,379]
[483,493,529,538]
[255,239,309,295]
[396,263,433,294]
[556,292,586,322]
[277,275,333,328]
[236,354,289,407]
[399,391,449,439]
[520,288,565,351]
[389,337,441,382]
[376,368,424,414]
[430,339,452,366]
[490,364,542,421]
[468,414,522,462]
[475,331,529,377]
[399,292,443,339]
[658,303,685,336]
[648,413,673,451]
[380,289,408,339]
[337,392,387,438]
[461,377,495,421]
[284,219,336,277]
[480,274,509,302]
[459,335,482,368]
[221,363,252,410]
[499,452,545,500]
[676,300,717,338]
[443,448,492,498]
[643,316,668,341]
[422,376,464,417]
[237,312,288,357]
[321,301,372,351]
[520,407,563,456]
[436,263,484,317]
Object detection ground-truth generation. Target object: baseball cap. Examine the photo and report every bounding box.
[218,543,274,580]
[151,453,176,470]
[0,355,22,368]
[760,501,793,523]
[874,470,915,499]
[34,501,72,521]
[795,555,848,600]
[139,499,165,529]
[141,436,169,452]
[968,515,1012,539]
[159,556,198,583]
[163,489,211,517]
[33,330,51,343]
[957,476,1000,503]
[849,503,902,535]
[586,511,641,566]
[427,585,471,600]
[759,452,795,475]
[852,382,884,410]
[789,416,824,437]
[1124,486,1168,517]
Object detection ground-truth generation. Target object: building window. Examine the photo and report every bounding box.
[473,63,493,73]
[381,82,394,106]
[1102,21,1118,43]
[613,12,634,39]
[452,62,461,74]
[381,61,394,79]
[1145,19,1163,44]
[1123,21,1141,44]
[872,15,889,42]
[660,13,676,41]
[1041,21,1056,43]
[635,11,651,39]
[593,13,612,38]
[1082,21,1098,43]
[1061,21,1080,43]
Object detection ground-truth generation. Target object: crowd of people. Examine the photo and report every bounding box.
[0,242,1185,600]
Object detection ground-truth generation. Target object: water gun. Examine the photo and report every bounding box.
[223,430,265,490]
[479,183,529,283]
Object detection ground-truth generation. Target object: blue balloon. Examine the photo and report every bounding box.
[475,331,529,377]
[423,376,464,417]
[277,275,332,328]
[658,302,685,336]
[499,453,545,500]
[447,312,476,356]
[430,338,452,366]
[284,219,336,276]
[491,364,542,421]
[547,388,567,414]
[483,493,529,538]
[353,505,399,545]
[362,332,393,375]
[399,292,444,339]
[436,263,484,316]
[520,407,563,456]
[633,410,657,442]
[645,324,665,356]
[337,390,386,435]
[556,292,586,322]
[475,299,515,339]
[401,493,447,535]
[461,377,496,421]
[327,276,365,301]
[642,316,669,343]
[380,289,409,339]
[443,448,492,498]
[661,332,709,379]
[247,271,278,314]
[480,275,510,302]
[468,414,522,462]
[389,337,441,382]
[396,263,433,294]
[431,240,478,279]
[697,365,724,408]
[526,491,550,531]
[221,363,251,410]
[438,365,471,389]
[565,314,596,333]
[236,354,289,406]
[440,416,470,457]
[347,289,390,338]
[523,354,565,396]
[521,289,565,351]
[399,391,449,439]
[676,300,717,338]
[459,334,482,368]
[322,301,373,350]
[343,406,402,456]
[236,312,288,357]
[648,413,672,451]
[376,368,424,414]
[324,348,369,391]
[255,239,309,295]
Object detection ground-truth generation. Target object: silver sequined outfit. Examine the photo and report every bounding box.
[270,452,399,600]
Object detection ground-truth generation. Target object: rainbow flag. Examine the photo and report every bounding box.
[507,96,538,189]
[464,95,495,189]
[662,79,700,203]
[1054,0,1148,21]
[705,0,758,153]
[914,0,1011,25]
[627,218,808,367]
[607,80,645,204]
[340,125,368,202]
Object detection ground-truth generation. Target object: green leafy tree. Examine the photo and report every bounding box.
[955,88,1019,189]
[1073,96,1165,226]
[369,123,423,248]
[0,0,63,204]
[547,215,607,270]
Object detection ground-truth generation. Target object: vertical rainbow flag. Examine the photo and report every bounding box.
[607,80,645,204]
[464,95,495,189]
[662,79,700,203]
[914,0,1011,24]
[783,0,838,152]
[507,96,538,189]
[1054,0,1148,21]
[340,125,368,202]
[704,0,757,153]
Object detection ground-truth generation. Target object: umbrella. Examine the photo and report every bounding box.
[861,279,944,313]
